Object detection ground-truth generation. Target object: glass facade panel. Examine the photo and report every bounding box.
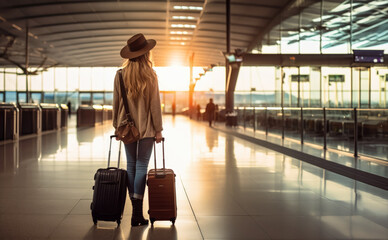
[322,67,352,107]
[79,68,92,91]
[67,92,79,112]
[5,91,17,103]
[0,70,4,91]
[44,92,55,103]
[104,67,116,91]
[300,6,321,53]
[31,92,42,104]
[5,69,17,91]
[282,67,299,107]
[92,92,104,105]
[55,92,67,104]
[104,92,113,105]
[80,92,92,105]
[18,92,27,103]
[310,67,321,107]
[91,68,104,91]
[17,69,26,91]
[67,68,79,91]
[360,68,370,108]
[0,93,3,102]
[43,69,55,91]
[55,68,67,91]
[30,73,42,91]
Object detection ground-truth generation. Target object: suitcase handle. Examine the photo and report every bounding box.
[108,135,122,168]
[153,137,165,177]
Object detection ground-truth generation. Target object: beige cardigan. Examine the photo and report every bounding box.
[112,70,163,139]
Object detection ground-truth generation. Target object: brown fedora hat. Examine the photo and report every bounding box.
[120,33,156,59]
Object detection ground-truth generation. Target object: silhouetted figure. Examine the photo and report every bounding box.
[172,101,176,117]
[214,104,219,126]
[67,101,71,118]
[205,98,215,127]
[196,104,201,120]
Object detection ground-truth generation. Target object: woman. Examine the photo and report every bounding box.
[112,33,163,226]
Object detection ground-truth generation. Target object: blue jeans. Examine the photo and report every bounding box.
[124,137,154,199]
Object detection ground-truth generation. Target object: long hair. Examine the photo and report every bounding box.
[121,52,156,100]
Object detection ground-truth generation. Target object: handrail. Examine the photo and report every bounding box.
[232,106,388,162]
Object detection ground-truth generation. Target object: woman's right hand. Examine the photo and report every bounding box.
[155,131,163,143]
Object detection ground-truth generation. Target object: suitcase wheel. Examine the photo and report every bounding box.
[150,218,156,226]
[117,219,121,227]
[171,217,176,225]
[93,217,97,225]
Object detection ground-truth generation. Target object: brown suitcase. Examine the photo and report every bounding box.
[147,138,177,225]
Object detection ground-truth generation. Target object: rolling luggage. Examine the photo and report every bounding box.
[147,138,177,225]
[91,135,128,226]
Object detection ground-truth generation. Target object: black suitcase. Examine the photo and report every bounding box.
[91,135,128,226]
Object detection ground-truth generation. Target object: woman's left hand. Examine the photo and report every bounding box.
[155,131,163,143]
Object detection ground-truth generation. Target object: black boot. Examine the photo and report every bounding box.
[131,198,149,226]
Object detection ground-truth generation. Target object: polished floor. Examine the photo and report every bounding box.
[0,115,387,240]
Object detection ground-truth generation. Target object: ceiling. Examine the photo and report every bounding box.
[0,0,316,69]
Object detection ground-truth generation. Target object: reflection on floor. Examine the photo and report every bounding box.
[0,115,387,239]
[216,124,388,179]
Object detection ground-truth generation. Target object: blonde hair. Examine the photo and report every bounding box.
[121,52,156,100]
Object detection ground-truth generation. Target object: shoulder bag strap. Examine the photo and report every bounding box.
[118,70,134,123]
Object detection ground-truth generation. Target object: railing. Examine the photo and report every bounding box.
[234,106,388,161]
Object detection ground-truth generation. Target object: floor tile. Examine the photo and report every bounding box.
[0,214,66,239]
[49,214,117,240]
[254,215,335,239]
[197,216,269,239]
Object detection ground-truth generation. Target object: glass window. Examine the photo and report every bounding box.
[55,92,67,104]
[0,69,4,91]
[80,92,91,105]
[5,91,17,103]
[300,7,321,54]
[91,68,104,91]
[17,69,26,91]
[309,67,321,107]
[280,15,300,54]
[18,92,27,103]
[31,92,42,104]
[92,92,104,105]
[104,92,113,105]
[104,67,116,91]
[374,67,388,108]
[5,69,17,91]
[283,67,300,106]
[79,68,92,91]
[322,67,352,107]
[43,92,55,103]
[55,68,67,91]
[30,73,43,91]
[0,93,4,102]
[67,92,79,112]
[67,67,79,91]
[43,68,55,91]
[360,68,370,108]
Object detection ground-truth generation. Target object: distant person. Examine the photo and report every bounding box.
[214,104,219,125]
[67,101,71,118]
[196,104,201,120]
[172,101,176,117]
[205,98,215,127]
[112,33,163,227]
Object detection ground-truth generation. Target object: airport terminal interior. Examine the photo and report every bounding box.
[1,0,388,239]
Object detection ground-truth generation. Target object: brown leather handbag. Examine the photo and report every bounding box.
[115,70,140,144]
